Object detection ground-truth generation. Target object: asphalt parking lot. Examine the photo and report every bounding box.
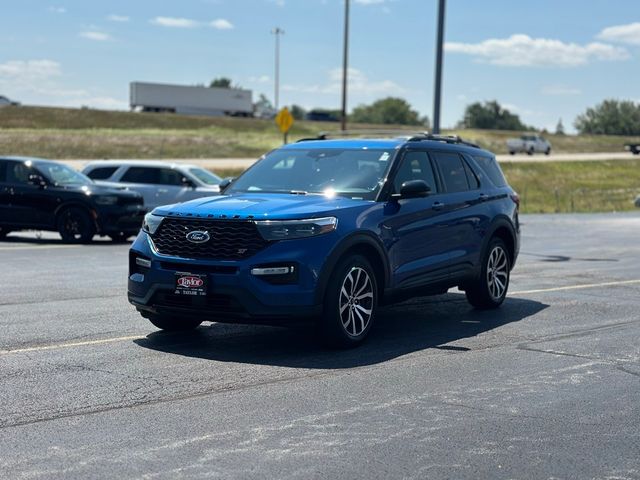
[1,213,639,479]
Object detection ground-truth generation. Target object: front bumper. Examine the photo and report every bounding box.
[127,231,332,324]
[96,204,146,235]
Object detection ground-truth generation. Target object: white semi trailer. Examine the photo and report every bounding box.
[130,82,253,117]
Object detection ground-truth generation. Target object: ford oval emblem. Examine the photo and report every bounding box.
[186,230,210,244]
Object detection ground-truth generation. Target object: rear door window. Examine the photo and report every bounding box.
[87,166,118,180]
[432,152,469,193]
[121,167,160,184]
[6,162,33,185]
[157,169,185,186]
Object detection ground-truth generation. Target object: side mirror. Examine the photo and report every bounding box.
[219,177,235,192]
[28,174,47,188]
[396,179,431,199]
[181,177,196,189]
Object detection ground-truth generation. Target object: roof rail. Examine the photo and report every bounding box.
[296,129,428,142]
[407,133,480,149]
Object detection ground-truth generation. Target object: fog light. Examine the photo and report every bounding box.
[136,257,151,268]
[251,266,294,276]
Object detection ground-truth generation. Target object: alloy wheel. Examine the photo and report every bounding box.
[339,267,374,337]
[486,246,509,300]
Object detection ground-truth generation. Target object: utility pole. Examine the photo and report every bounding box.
[340,0,350,131]
[432,0,446,134]
[271,27,284,111]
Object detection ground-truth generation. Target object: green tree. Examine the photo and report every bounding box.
[459,100,530,131]
[290,104,306,120]
[555,118,565,135]
[350,97,425,126]
[210,77,234,89]
[574,99,640,135]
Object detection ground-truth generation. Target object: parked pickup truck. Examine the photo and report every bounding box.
[625,143,640,155]
[506,135,551,155]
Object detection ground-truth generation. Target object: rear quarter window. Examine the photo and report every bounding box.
[472,155,507,187]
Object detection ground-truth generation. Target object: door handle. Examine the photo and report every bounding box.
[479,193,489,202]
[432,202,445,211]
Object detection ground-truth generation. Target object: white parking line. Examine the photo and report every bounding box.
[510,279,640,295]
[0,335,144,355]
[0,245,84,251]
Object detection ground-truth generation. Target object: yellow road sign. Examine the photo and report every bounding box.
[275,107,294,134]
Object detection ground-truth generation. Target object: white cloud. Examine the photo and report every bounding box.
[0,60,62,81]
[597,22,640,46]
[107,14,130,23]
[48,6,66,14]
[79,31,112,42]
[249,75,270,84]
[355,0,385,4]
[283,67,405,97]
[445,34,629,67]
[150,17,199,28]
[210,19,234,30]
[267,0,285,6]
[541,85,582,96]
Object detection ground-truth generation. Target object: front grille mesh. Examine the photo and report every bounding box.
[151,218,269,260]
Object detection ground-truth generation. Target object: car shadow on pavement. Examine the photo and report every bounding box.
[133,293,548,369]
[1,235,129,245]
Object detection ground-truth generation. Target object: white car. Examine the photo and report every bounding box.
[82,161,222,209]
[506,134,551,155]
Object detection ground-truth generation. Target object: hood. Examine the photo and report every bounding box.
[153,193,373,220]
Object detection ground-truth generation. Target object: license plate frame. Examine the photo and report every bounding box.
[174,272,208,296]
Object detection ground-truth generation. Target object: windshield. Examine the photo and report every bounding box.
[189,167,222,186]
[36,162,91,185]
[227,148,394,200]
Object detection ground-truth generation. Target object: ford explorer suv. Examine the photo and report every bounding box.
[128,134,520,347]
[0,157,145,242]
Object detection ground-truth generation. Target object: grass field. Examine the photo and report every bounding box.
[2,106,640,159]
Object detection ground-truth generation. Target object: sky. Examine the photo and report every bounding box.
[0,0,639,131]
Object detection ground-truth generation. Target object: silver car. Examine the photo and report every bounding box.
[82,161,221,209]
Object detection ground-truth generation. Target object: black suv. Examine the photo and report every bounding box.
[0,157,145,242]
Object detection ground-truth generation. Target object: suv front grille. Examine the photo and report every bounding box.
[151,218,270,260]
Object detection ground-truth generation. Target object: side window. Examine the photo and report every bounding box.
[433,152,469,193]
[463,159,480,189]
[393,151,437,194]
[120,167,159,184]
[87,166,118,180]
[472,155,507,187]
[6,162,33,185]
[158,169,186,186]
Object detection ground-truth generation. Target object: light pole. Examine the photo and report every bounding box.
[432,0,446,134]
[340,0,350,131]
[271,27,284,111]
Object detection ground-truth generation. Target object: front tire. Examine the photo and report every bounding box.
[545,148,551,156]
[527,147,534,156]
[319,255,378,348]
[465,238,510,309]
[147,314,202,332]
[57,207,96,243]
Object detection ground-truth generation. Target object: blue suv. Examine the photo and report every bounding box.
[128,134,520,347]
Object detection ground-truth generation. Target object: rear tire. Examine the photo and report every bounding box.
[545,148,551,156]
[527,147,534,156]
[57,207,95,243]
[319,254,378,348]
[147,314,202,332]
[465,238,510,309]
[509,151,515,155]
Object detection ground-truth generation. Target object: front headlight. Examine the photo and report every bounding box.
[94,195,118,205]
[255,217,337,241]
[142,213,164,234]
